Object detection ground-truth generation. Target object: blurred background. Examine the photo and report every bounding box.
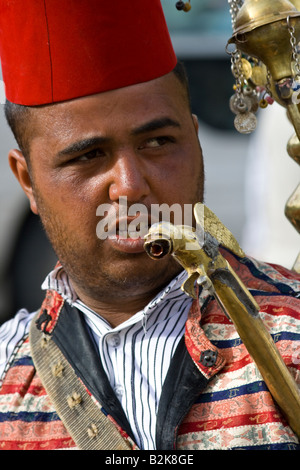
[0,0,299,324]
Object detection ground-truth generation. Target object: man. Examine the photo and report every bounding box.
[0,0,299,451]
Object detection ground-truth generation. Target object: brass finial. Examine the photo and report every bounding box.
[233,0,300,34]
[289,0,300,11]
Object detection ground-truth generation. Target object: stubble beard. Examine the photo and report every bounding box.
[32,173,204,303]
[34,195,181,302]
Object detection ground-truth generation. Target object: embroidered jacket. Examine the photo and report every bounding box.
[0,250,300,450]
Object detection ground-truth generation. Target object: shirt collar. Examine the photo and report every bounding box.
[41,266,190,333]
[41,264,78,304]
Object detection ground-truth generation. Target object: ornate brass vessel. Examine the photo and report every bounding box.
[230,0,300,81]
[229,0,300,272]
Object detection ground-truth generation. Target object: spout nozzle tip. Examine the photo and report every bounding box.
[144,239,172,259]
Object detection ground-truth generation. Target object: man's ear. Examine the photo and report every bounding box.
[8,149,39,215]
[192,114,199,134]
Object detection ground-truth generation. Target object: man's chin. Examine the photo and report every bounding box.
[66,254,181,302]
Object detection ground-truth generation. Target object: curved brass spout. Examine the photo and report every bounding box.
[144,203,300,439]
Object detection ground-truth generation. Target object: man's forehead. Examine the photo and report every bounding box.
[30,73,186,137]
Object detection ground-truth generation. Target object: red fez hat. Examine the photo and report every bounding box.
[0,0,177,106]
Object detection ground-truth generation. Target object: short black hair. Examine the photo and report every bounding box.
[4,100,32,161]
[4,60,191,161]
[173,60,191,109]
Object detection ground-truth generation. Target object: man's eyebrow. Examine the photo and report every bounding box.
[131,117,181,136]
[57,118,180,156]
[57,136,109,156]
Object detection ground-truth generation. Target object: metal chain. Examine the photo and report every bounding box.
[227,0,246,105]
[227,0,245,90]
[231,49,244,98]
[265,69,273,97]
[288,16,300,79]
[228,0,243,28]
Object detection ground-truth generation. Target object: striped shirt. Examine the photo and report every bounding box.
[0,266,192,450]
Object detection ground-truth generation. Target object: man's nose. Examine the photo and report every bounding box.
[108,154,150,203]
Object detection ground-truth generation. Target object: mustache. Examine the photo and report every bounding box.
[95,199,196,240]
[96,203,158,239]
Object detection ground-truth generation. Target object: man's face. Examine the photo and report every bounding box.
[11,71,204,304]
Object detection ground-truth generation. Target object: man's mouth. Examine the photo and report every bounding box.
[112,221,150,240]
[104,217,153,253]
[102,213,153,238]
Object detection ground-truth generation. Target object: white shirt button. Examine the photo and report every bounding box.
[107,333,121,348]
[114,385,124,400]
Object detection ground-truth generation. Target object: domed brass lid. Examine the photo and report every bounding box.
[233,0,300,34]
[290,0,300,11]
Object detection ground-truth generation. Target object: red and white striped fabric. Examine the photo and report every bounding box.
[0,250,300,450]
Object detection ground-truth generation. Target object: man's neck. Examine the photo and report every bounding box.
[71,284,167,328]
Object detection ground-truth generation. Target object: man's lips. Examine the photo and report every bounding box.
[105,216,155,239]
[100,215,155,253]
[106,234,146,253]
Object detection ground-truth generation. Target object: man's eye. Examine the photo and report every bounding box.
[141,137,174,149]
[75,149,105,162]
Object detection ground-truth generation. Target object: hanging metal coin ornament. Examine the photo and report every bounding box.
[240,58,253,80]
[229,93,252,114]
[231,58,252,79]
[226,0,277,134]
[234,111,257,134]
[228,51,259,133]
[243,85,259,112]
[251,64,268,86]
